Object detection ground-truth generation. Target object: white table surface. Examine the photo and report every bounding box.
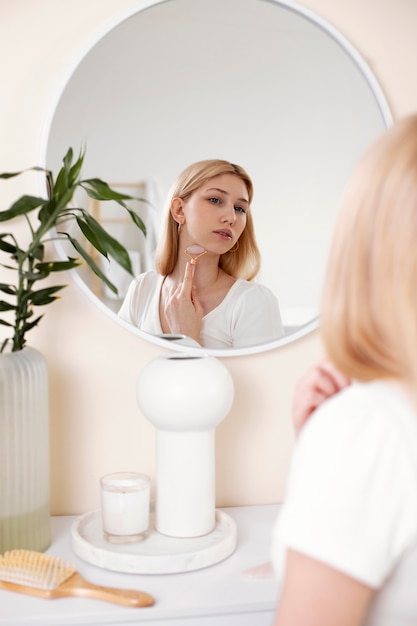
[0,505,281,626]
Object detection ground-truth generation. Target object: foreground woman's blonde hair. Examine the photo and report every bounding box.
[155,159,261,280]
[321,114,417,389]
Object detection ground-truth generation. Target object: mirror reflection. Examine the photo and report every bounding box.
[118,159,285,349]
[46,0,391,354]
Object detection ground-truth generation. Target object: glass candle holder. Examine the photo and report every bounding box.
[100,472,150,543]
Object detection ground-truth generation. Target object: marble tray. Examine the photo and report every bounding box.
[71,509,237,574]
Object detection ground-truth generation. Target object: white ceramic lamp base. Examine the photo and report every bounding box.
[137,355,235,539]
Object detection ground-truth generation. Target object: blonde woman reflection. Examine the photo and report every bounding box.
[272,114,417,626]
[118,159,283,348]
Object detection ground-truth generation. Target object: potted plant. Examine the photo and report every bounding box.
[0,148,146,552]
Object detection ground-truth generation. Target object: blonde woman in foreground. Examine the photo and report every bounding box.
[271,114,417,626]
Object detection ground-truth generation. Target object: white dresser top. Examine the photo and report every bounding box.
[0,505,281,626]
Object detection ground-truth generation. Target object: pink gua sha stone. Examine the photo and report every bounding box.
[184,244,208,265]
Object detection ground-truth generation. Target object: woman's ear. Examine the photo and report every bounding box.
[170,197,185,226]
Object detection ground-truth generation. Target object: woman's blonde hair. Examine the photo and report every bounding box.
[321,114,417,389]
[155,159,261,280]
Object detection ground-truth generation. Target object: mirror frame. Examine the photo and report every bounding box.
[48,0,392,357]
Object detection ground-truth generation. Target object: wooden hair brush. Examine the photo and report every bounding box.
[0,549,154,607]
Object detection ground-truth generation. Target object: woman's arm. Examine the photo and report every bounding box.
[274,549,374,626]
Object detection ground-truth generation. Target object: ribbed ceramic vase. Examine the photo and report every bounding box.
[0,347,51,552]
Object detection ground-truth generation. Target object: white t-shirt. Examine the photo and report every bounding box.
[118,270,284,349]
[271,380,417,626]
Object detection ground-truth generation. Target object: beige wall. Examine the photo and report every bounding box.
[0,0,416,515]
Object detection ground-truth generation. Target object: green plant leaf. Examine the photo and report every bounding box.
[80,177,147,233]
[0,236,17,254]
[64,233,119,294]
[53,149,72,197]
[25,285,65,306]
[0,195,45,221]
[35,258,81,273]
[82,178,135,203]
[79,213,133,274]
[31,243,45,262]
[0,165,46,179]
[22,314,44,333]
[53,148,84,199]
[63,146,74,170]
[38,188,74,225]
[75,215,109,258]
[37,199,55,224]
[0,171,23,179]
[0,283,16,295]
[68,150,85,186]
[0,300,16,312]
[0,319,14,328]
[125,208,146,236]
[0,146,148,351]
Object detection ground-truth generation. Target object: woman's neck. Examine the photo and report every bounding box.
[170,253,221,291]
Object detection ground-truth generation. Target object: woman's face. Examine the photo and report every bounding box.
[179,174,249,254]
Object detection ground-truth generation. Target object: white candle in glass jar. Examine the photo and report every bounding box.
[100,472,150,542]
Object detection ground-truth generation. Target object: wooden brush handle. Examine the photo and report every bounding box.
[58,572,155,607]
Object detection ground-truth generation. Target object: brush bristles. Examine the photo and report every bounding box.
[0,550,75,590]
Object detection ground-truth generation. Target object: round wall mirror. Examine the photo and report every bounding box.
[46,0,392,356]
